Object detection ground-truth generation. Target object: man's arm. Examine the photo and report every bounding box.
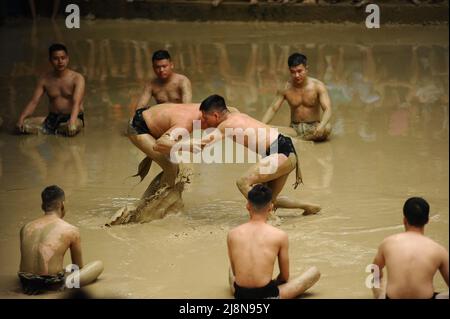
[180,76,192,103]
[69,227,84,269]
[16,77,46,131]
[439,246,449,287]
[262,88,286,124]
[136,83,152,110]
[315,82,332,137]
[277,233,290,284]
[68,74,85,136]
[372,243,386,299]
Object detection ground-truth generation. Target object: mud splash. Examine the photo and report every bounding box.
[107,168,191,226]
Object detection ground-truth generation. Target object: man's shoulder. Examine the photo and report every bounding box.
[310,77,326,89]
[58,219,79,234]
[174,73,190,82]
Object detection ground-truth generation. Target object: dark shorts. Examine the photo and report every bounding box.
[264,134,303,189]
[128,107,151,135]
[42,112,85,134]
[18,271,66,295]
[265,134,296,158]
[385,292,439,299]
[234,280,280,299]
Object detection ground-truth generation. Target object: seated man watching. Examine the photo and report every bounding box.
[227,184,320,299]
[18,185,103,295]
[372,197,449,299]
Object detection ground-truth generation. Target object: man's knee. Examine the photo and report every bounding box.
[236,176,250,194]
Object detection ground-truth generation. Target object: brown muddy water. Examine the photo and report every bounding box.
[0,20,448,298]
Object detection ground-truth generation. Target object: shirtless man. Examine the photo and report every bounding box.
[135,50,192,107]
[372,197,449,299]
[198,94,320,215]
[16,43,85,137]
[19,185,103,295]
[227,184,320,299]
[262,53,332,142]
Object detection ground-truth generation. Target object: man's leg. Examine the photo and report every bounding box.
[22,117,46,134]
[129,133,178,188]
[66,261,104,287]
[236,153,293,199]
[278,266,320,299]
[268,156,321,215]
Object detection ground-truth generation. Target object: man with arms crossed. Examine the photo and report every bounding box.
[228,184,320,299]
[262,53,332,142]
[372,197,449,299]
[16,44,85,137]
[19,185,103,295]
[135,49,192,107]
[199,94,320,215]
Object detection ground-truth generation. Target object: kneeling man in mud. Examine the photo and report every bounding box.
[262,53,332,142]
[19,185,103,295]
[372,197,449,299]
[227,184,320,299]
[198,94,320,215]
[16,44,85,137]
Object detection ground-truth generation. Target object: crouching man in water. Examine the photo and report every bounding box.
[227,184,320,299]
[19,185,103,295]
[198,94,320,215]
[372,197,449,299]
[16,43,85,137]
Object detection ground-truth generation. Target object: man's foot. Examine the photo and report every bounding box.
[302,204,321,216]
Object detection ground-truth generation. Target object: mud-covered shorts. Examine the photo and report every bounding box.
[290,121,319,140]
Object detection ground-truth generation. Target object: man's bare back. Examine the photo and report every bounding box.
[142,103,201,138]
[372,197,449,299]
[378,232,449,299]
[20,215,80,275]
[217,112,276,152]
[228,222,287,288]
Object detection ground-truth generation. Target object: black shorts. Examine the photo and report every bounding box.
[129,107,151,135]
[234,280,280,299]
[385,292,439,299]
[42,112,85,134]
[265,134,296,158]
[18,271,66,295]
[264,134,303,189]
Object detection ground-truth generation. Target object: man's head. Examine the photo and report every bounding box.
[247,184,273,216]
[152,50,173,80]
[41,185,65,217]
[403,197,429,228]
[288,53,308,86]
[199,94,229,128]
[49,43,69,72]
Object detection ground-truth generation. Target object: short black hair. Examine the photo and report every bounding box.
[49,43,68,59]
[199,94,228,113]
[403,197,429,227]
[41,185,65,212]
[152,50,171,62]
[248,184,272,211]
[288,53,307,68]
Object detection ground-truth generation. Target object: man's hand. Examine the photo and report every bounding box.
[16,119,25,133]
[313,125,325,139]
[67,119,78,137]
